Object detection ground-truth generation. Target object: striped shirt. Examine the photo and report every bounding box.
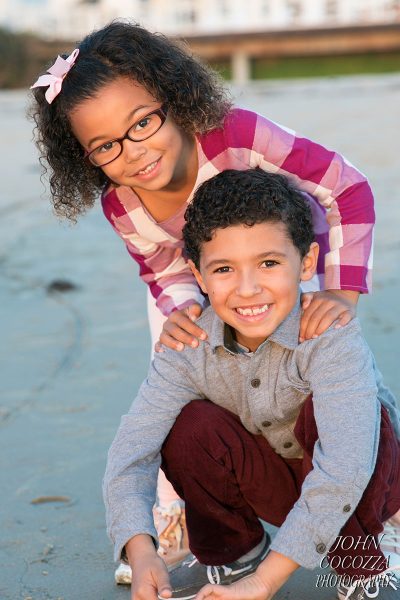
[101,108,374,316]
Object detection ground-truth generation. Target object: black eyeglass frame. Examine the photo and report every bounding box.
[84,103,168,167]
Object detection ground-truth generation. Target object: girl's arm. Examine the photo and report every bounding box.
[249,109,375,295]
[101,187,205,314]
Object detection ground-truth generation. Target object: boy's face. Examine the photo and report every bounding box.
[190,222,318,352]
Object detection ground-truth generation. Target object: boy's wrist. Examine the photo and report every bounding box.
[255,550,299,596]
[125,533,157,566]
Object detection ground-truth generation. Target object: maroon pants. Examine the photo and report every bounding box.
[161,398,400,577]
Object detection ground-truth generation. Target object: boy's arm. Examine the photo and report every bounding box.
[103,347,205,563]
[195,551,299,599]
[270,319,381,569]
[126,534,172,600]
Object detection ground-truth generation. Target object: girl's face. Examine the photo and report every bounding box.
[69,77,195,194]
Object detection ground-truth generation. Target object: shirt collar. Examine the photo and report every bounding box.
[208,296,301,354]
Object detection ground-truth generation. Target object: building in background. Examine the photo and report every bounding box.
[1,0,399,40]
[1,0,399,82]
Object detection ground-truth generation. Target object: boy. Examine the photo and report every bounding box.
[103,169,400,600]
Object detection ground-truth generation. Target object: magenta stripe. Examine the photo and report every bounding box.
[280,136,335,185]
[200,109,257,161]
[336,181,375,224]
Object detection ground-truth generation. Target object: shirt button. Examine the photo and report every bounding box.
[343,504,352,513]
[316,543,326,554]
[262,420,272,427]
[251,378,261,388]
[283,442,293,449]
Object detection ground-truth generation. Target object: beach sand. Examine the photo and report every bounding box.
[0,73,399,599]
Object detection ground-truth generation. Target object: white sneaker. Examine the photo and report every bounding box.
[115,500,190,585]
[337,570,399,599]
[114,562,132,585]
[380,519,400,578]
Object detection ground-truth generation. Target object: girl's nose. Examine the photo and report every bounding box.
[123,139,147,163]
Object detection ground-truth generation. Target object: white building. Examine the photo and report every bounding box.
[0,0,400,40]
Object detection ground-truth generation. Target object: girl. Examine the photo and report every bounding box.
[30,20,374,584]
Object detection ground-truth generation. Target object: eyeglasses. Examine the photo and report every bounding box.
[85,104,168,167]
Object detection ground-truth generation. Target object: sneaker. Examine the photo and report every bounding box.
[164,532,271,599]
[380,519,400,578]
[337,570,399,599]
[115,500,190,585]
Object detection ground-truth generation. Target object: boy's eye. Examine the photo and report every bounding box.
[262,260,278,268]
[214,266,231,273]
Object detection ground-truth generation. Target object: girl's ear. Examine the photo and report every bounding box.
[300,242,319,282]
[188,259,207,294]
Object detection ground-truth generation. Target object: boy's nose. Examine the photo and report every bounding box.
[236,273,262,297]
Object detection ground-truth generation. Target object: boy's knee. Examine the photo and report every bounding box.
[161,400,234,465]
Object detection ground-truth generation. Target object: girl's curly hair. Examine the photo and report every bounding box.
[29,20,232,221]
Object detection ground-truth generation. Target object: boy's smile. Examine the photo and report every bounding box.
[190,222,318,352]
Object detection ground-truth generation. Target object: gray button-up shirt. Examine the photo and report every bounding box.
[103,301,400,568]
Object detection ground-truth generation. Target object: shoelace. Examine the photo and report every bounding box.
[339,565,400,599]
[380,520,400,557]
[186,556,251,585]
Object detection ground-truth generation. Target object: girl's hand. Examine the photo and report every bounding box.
[155,303,207,353]
[299,289,360,342]
[195,572,273,600]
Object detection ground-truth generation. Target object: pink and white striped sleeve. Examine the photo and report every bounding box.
[245,109,375,293]
[101,188,205,316]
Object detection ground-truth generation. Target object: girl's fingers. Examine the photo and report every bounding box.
[300,292,314,311]
[162,321,200,347]
[165,315,207,343]
[299,301,323,341]
[159,331,185,351]
[309,307,349,338]
[334,311,353,328]
[186,303,204,322]
[154,342,165,353]
[301,304,352,340]
[174,312,207,340]
[302,304,338,340]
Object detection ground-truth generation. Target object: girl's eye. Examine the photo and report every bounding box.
[262,260,278,268]
[97,141,116,154]
[134,116,151,131]
[214,266,231,273]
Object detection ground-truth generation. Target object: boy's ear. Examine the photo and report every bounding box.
[300,242,319,282]
[188,259,207,294]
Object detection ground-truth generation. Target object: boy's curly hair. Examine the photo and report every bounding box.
[29,20,232,221]
[183,169,315,267]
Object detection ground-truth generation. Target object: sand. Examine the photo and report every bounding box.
[0,73,399,599]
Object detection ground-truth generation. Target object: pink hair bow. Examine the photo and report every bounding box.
[30,48,80,104]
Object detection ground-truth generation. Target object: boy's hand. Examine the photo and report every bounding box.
[155,303,207,353]
[127,534,172,600]
[195,572,273,600]
[129,552,172,600]
[299,289,359,342]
